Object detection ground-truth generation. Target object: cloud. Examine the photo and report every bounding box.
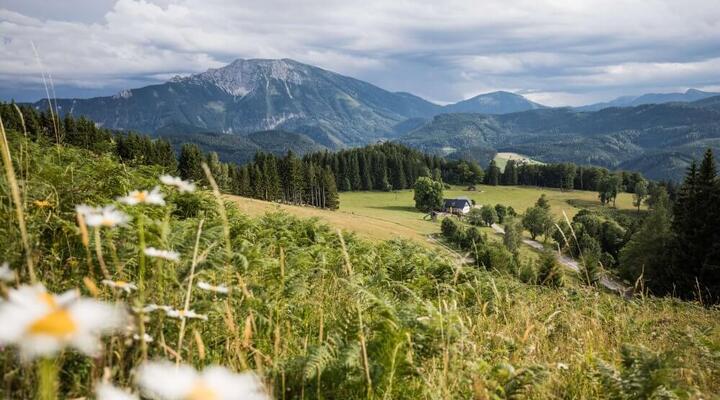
[1,0,719,105]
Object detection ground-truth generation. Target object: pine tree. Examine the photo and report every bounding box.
[485,160,500,186]
[322,167,339,209]
[671,150,720,302]
[178,144,204,183]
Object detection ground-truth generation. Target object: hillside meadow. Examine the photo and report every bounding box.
[0,129,718,399]
[230,185,640,247]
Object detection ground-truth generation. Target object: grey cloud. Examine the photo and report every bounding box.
[1,0,719,105]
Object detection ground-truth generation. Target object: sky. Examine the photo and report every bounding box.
[1,0,720,106]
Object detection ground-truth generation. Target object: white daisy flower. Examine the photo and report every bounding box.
[101,280,138,293]
[0,284,126,359]
[78,205,130,228]
[96,382,139,400]
[144,247,180,262]
[160,175,196,193]
[165,308,208,321]
[133,333,154,343]
[557,362,569,370]
[118,187,165,206]
[0,262,16,282]
[140,304,173,313]
[197,281,229,294]
[137,361,269,400]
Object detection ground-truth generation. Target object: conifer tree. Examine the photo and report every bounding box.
[485,160,501,186]
[178,144,204,183]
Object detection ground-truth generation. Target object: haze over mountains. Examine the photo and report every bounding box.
[29,58,720,180]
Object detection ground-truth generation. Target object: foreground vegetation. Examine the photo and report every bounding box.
[1,119,719,399]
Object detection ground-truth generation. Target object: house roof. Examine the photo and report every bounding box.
[443,198,472,209]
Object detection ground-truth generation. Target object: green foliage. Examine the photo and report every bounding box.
[413,177,444,212]
[502,217,523,255]
[480,205,499,226]
[522,206,553,240]
[495,203,508,223]
[594,345,687,399]
[633,179,648,211]
[537,252,563,287]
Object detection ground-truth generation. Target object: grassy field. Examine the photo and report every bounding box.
[229,184,641,252]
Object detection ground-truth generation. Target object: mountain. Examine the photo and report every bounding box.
[400,96,720,181]
[577,89,720,111]
[34,58,441,149]
[156,125,328,164]
[442,91,546,114]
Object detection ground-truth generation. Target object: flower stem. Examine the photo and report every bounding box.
[37,358,58,400]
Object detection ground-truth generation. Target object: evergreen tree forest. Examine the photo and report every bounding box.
[490,159,647,195]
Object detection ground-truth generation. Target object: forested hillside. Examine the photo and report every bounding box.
[400,96,720,181]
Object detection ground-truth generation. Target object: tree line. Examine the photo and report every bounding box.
[484,158,647,196]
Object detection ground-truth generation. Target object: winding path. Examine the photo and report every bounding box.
[490,224,627,294]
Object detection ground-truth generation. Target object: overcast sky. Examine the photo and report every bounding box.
[1,0,720,106]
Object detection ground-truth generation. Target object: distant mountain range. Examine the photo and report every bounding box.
[576,89,720,112]
[27,58,720,180]
[401,97,720,181]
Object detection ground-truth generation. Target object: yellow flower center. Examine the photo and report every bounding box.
[116,280,127,287]
[133,192,147,202]
[29,292,77,337]
[29,308,77,337]
[101,217,116,227]
[186,381,218,400]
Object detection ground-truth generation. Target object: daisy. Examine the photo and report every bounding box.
[197,281,229,294]
[133,333,154,343]
[140,304,173,313]
[102,280,138,293]
[0,262,16,282]
[144,247,180,261]
[165,308,208,321]
[0,284,126,359]
[96,382,139,400]
[160,175,196,193]
[118,187,165,206]
[137,361,269,400]
[77,205,131,228]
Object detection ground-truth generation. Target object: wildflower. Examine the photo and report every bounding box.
[0,262,16,282]
[102,280,138,293]
[118,187,165,206]
[140,304,172,313]
[557,362,569,370]
[0,284,126,358]
[144,247,180,261]
[96,382,139,400]
[165,308,208,321]
[77,205,130,228]
[160,175,196,193]
[137,361,269,400]
[33,199,52,208]
[198,281,229,294]
[133,333,154,343]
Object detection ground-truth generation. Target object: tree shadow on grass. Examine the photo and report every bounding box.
[366,205,420,213]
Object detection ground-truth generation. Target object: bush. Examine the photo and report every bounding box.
[441,217,460,238]
[537,251,563,287]
[480,205,498,226]
[467,208,484,226]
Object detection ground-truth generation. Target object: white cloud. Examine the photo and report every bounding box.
[1,0,719,105]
